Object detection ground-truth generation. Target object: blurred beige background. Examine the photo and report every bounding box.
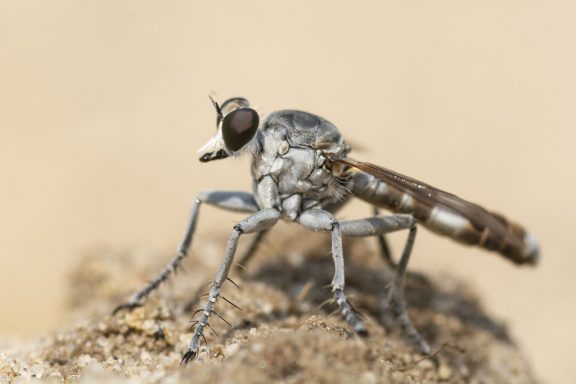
[1,1,574,382]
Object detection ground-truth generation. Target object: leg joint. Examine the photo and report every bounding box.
[298,209,335,232]
[234,208,280,234]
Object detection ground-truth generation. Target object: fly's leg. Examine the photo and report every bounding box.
[298,209,368,336]
[332,222,369,336]
[235,229,268,272]
[372,207,396,269]
[339,214,431,355]
[181,208,280,364]
[113,191,260,314]
[388,225,431,354]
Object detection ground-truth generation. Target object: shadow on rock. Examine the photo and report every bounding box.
[243,238,513,348]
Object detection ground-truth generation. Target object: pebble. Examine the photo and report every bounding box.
[360,371,377,384]
[438,364,453,381]
[224,343,240,357]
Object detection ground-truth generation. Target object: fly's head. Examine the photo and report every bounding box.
[198,96,260,162]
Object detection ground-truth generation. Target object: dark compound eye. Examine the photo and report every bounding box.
[221,108,259,152]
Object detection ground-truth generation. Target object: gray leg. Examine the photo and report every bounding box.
[235,229,269,272]
[387,225,431,355]
[372,207,395,268]
[298,209,367,336]
[339,214,431,355]
[339,214,414,237]
[113,191,260,314]
[181,208,280,364]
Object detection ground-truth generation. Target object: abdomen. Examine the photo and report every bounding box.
[351,171,539,265]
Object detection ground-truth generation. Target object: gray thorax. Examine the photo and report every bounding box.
[250,110,351,221]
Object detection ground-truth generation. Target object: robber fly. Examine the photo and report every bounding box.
[114,97,539,364]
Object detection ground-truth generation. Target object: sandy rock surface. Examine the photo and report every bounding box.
[0,237,538,383]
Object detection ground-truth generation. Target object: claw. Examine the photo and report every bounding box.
[112,301,142,315]
[356,326,370,338]
[180,348,198,365]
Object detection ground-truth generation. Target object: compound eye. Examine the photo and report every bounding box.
[221,108,259,152]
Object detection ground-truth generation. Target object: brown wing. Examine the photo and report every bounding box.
[334,156,494,225]
[331,156,536,264]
